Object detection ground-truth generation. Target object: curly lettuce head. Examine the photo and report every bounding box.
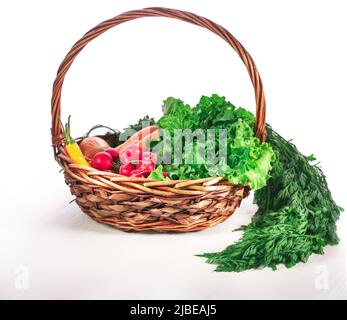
[156,95,275,189]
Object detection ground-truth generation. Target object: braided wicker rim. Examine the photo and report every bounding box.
[51,7,266,232]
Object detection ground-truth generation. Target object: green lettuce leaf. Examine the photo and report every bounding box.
[225,119,275,189]
[157,97,192,133]
[147,165,169,181]
[155,94,275,190]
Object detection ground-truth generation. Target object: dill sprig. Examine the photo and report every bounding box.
[198,125,343,272]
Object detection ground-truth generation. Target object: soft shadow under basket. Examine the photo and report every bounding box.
[51,7,266,232]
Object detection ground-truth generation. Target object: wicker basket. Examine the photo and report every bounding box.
[51,7,266,232]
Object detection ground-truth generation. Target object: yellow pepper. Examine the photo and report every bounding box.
[61,116,90,167]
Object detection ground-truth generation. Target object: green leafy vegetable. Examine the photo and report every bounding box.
[156,94,275,189]
[147,165,168,181]
[157,98,192,134]
[198,125,343,271]
[120,95,342,272]
[224,118,275,189]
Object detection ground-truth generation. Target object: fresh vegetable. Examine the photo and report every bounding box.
[104,148,119,161]
[142,151,158,164]
[61,116,90,167]
[137,160,155,172]
[119,162,136,176]
[155,95,275,189]
[198,124,343,272]
[157,98,193,134]
[120,144,143,164]
[124,94,341,272]
[116,125,159,156]
[117,144,158,177]
[84,124,121,148]
[147,165,169,181]
[79,136,110,160]
[91,151,113,171]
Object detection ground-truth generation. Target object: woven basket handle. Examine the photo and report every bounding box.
[51,7,266,150]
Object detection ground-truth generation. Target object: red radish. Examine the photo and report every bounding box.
[142,151,157,164]
[104,148,119,161]
[163,171,168,177]
[119,163,136,176]
[91,152,113,171]
[119,152,130,165]
[120,144,142,164]
[137,160,155,172]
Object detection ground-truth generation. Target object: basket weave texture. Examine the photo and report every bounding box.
[51,7,266,232]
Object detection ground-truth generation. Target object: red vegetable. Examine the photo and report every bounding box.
[120,144,143,164]
[137,160,155,172]
[118,144,159,178]
[142,151,157,164]
[163,171,168,177]
[119,162,136,176]
[104,148,119,161]
[91,152,113,171]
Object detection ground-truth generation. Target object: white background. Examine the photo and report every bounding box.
[0,0,346,299]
